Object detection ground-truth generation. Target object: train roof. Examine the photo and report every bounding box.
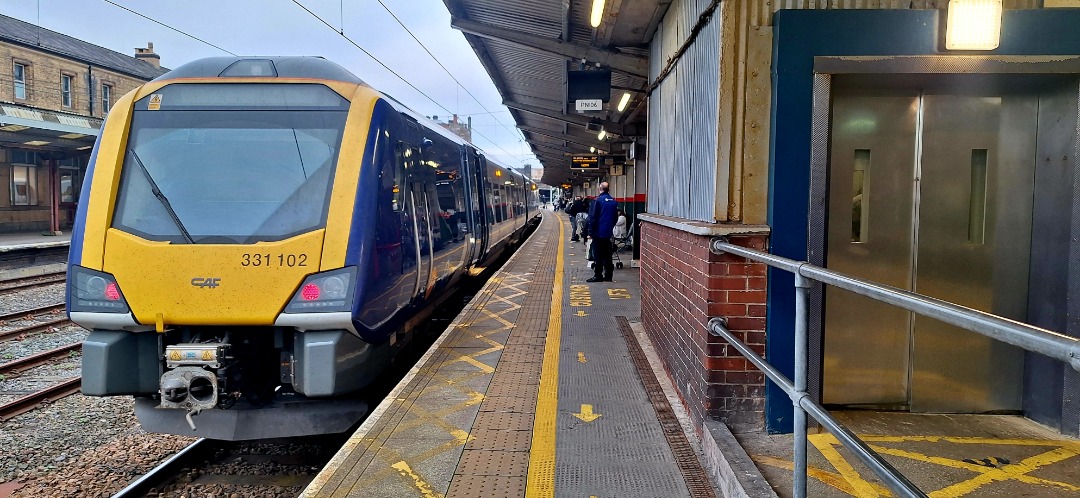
[154,57,363,84]
[153,57,530,183]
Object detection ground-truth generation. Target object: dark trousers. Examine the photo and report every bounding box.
[592,237,614,280]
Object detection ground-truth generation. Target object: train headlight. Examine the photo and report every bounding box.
[284,267,356,313]
[68,266,131,313]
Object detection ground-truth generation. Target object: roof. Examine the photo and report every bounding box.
[0,14,169,80]
[442,0,664,187]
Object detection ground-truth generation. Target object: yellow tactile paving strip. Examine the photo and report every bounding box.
[301,212,560,498]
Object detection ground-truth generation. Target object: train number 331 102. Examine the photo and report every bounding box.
[241,253,309,267]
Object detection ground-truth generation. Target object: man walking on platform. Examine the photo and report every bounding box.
[586,182,618,283]
[566,196,584,242]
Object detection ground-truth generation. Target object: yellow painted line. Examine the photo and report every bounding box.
[860,435,1080,450]
[866,445,1080,497]
[455,355,496,374]
[808,434,881,497]
[752,454,892,496]
[390,461,443,498]
[526,214,565,498]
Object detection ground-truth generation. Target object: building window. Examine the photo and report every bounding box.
[61,74,73,108]
[10,151,39,206]
[102,84,112,113]
[13,62,26,99]
[59,157,83,203]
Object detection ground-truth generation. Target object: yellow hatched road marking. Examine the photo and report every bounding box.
[809,433,1080,497]
[808,434,881,497]
[526,214,565,498]
[752,454,892,496]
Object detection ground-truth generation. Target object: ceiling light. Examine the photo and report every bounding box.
[945,0,1002,50]
[77,145,93,150]
[23,140,50,146]
[617,92,631,112]
[58,133,86,139]
[597,129,607,140]
[590,0,605,28]
[589,146,595,153]
[0,124,29,132]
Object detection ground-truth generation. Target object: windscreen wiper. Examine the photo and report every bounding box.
[128,149,195,244]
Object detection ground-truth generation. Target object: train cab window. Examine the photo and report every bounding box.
[111,84,348,244]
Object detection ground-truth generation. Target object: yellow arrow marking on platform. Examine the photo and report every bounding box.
[576,310,588,317]
[577,352,587,363]
[572,404,601,422]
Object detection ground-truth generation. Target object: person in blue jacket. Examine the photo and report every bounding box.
[586,182,619,283]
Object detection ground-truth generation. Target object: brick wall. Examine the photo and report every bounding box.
[640,221,768,433]
[1,44,149,117]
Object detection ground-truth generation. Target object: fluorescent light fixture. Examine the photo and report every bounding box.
[590,0,605,28]
[58,133,86,139]
[77,145,93,150]
[0,124,29,132]
[23,140,50,146]
[597,129,607,140]
[946,0,1002,50]
[617,92,631,112]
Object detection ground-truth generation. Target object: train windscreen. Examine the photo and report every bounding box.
[111,84,349,244]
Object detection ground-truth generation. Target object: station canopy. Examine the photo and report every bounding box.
[442,0,664,187]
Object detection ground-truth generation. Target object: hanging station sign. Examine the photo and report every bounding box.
[571,155,600,170]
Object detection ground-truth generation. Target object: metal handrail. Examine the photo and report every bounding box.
[707,237,1080,498]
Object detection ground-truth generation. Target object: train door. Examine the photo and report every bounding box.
[475,154,492,257]
[410,155,435,296]
[461,146,485,266]
[823,78,1038,412]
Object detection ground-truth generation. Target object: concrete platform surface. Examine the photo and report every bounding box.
[737,411,1080,497]
[302,211,721,497]
[0,231,70,251]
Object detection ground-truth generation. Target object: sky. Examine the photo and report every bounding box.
[0,0,541,173]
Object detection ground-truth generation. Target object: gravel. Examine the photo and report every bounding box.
[0,282,65,316]
[0,271,200,498]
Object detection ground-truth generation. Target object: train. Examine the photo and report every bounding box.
[67,57,540,440]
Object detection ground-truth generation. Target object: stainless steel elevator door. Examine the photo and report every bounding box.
[824,88,1034,412]
[823,93,918,407]
[911,94,1034,413]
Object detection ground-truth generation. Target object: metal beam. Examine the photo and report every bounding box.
[520,126,605,149]
[450,17,649,78]
[504,100,623,135]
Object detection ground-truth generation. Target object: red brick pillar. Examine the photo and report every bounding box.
[704,234,768,431]
[639,218,768,433]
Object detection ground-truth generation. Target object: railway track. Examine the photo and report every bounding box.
[0,342,83,421]
[0,303,70,342]
[0,271,67,294]
[0,303,83,422]
[112,437,343,497]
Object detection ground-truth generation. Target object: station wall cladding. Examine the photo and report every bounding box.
[640,224,768,432]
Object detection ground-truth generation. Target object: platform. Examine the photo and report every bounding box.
[301,211,718,497]
[0,231,70,252]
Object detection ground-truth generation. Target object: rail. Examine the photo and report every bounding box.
[707,238,1080,498]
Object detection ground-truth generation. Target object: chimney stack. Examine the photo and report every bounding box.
[135,42,160,68]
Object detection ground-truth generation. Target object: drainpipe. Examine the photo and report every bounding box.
[87,65,94,116]
[49,159,60,234]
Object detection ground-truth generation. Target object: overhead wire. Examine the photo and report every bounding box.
[374,0,521,139]
[100,0,237,56]
[289,0,528,167]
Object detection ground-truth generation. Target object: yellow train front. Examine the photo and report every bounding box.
[67,57,538,440]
